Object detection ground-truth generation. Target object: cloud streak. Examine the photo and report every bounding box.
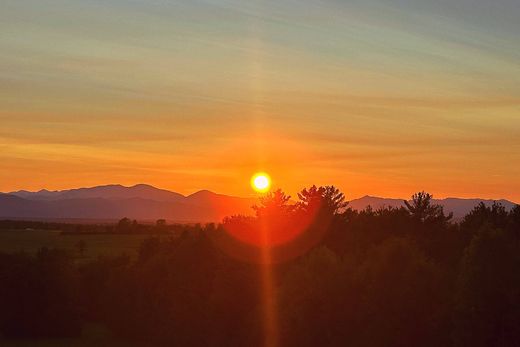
[1,0,519,200]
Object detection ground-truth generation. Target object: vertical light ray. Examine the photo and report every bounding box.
[259,218,279,347]
[244,6,279,345]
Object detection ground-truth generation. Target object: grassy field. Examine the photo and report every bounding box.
[0,229,160,260]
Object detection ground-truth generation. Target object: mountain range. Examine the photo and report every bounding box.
[0,184,517,222]
[0,184,255,222]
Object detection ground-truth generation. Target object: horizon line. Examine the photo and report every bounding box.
[3,183,518,204]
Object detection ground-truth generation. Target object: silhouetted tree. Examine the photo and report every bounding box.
[509,205,520,237]
[279,247,344,346]
[1,184,519,346]
[356,238,449,347]
[117,217,132,232]
[252,189,293,219]
[404,191,453,224]
[0,249,81,338]
[454,225,520,347]
[137,237,163,264]
[461,202,509,233]
[297,185,348,216]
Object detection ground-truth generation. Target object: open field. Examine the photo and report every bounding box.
[0,229,160,260]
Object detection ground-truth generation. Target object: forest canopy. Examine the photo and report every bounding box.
[0,186,519,347]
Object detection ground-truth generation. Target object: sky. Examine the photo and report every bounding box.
[1,0,519,201]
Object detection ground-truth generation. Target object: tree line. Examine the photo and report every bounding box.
[0,218,198,234]
[0,186,519,346]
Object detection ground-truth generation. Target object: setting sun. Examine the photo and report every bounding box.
[251,173,271,193]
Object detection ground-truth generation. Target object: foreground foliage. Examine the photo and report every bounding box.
[0,188,519,346]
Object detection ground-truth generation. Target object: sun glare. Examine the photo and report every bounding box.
[251,172,271,193]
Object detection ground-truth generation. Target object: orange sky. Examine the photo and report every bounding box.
[1,1,519,202]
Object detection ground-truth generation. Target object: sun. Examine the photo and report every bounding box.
[251,172,271,193]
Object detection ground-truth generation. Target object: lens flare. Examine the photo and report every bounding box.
[251,172,271,193]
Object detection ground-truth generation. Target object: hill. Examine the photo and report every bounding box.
[1,185,255,222]
[1,185,517,222]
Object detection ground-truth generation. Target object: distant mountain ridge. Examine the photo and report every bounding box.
[10,184,185,202]
[2,185,256,222]
[1,184,517,222]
